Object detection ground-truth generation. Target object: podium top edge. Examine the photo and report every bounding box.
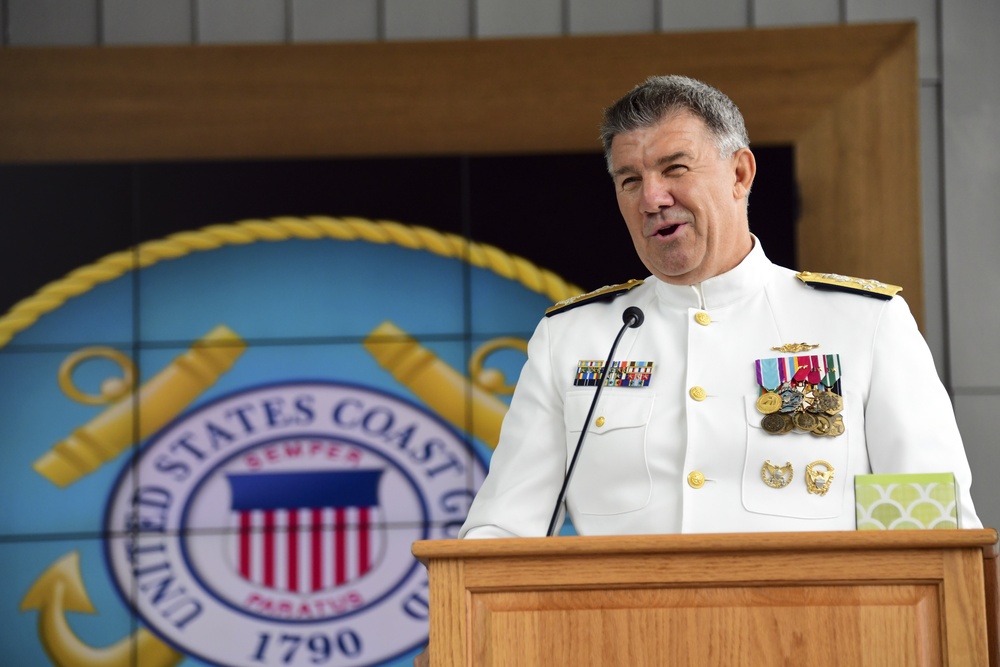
[412,529,999,562]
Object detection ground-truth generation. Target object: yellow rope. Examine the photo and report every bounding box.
[0,216,583,349]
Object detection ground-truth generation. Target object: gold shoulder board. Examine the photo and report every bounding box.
[795,271,902,300]
[544,279,644,317]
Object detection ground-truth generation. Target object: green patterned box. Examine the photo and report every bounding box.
[855,473,959,530]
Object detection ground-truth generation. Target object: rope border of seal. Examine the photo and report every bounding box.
[0,216,584,349]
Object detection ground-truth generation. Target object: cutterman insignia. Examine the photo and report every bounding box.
[795,271,902,300]
[806,460,835,496]
[545,279,644,316]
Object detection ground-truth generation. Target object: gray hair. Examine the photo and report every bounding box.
[600,75,750,172]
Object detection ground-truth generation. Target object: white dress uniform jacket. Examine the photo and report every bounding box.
[460,241,981,538]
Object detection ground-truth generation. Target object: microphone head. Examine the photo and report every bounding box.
[623,306,644,328]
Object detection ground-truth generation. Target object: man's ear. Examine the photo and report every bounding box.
[733,147,756,200]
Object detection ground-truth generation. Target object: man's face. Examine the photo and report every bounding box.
[610,112,755,286]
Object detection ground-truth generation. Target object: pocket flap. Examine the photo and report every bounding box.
[565,391,654,435]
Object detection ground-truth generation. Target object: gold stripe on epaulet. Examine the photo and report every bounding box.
[544,279,644,317]
[796,271,902,300]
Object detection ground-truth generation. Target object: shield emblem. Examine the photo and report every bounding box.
[226,469,386,592]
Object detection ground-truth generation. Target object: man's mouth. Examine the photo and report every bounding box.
[655,223,682,237]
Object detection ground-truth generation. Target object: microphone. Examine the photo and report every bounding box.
[546,306,645,536]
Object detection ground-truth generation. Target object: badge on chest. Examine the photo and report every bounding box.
[754,353,845,438]
[573,360,654,387]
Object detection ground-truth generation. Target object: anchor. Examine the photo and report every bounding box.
[20,551,184,667]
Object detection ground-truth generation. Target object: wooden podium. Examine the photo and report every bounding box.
[413,530,999,666]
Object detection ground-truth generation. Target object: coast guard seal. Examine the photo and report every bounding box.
[104,381,484,667]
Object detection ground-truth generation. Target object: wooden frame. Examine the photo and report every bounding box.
[0,22,923,323]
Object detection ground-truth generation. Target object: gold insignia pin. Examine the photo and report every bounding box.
[805,460,835,496]
[761,460,793,489]
[771,343,820,353]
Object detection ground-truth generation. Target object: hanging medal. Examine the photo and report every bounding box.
[754,353,844,438]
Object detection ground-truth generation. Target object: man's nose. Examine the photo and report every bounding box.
[640,178,675,213]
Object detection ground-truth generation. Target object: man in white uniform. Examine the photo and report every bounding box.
[459,75,981,537]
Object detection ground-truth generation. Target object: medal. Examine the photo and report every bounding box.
[778,384,803,412]
[792,411,817,431]
[811,413,832,436]
[762,460,793,488]
[761,412,792,434]
[756,392,782,414]
[805,460,835,495]
[754,354,845,438]
[813,390,843,415]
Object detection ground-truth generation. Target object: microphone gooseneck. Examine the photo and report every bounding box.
[545,307,645,537]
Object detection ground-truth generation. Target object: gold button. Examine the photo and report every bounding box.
[595,416,606,427]
[687,471,705,489]
[694,311,711,326]
[689,386,707,401]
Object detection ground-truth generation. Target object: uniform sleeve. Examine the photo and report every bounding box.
[458,316,571,538]
[864,296,982,528]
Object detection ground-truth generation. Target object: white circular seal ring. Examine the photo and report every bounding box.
[104,381,484,667]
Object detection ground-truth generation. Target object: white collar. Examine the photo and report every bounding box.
[652,236,773,310]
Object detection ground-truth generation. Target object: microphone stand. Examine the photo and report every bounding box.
[546,307,643,537]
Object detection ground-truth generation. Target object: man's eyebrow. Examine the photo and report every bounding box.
[656,151,692,166]
[612,165,638,179]
[612,151,693,179]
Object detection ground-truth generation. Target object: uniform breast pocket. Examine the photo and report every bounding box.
[741,395,850,519]
[563,391,654,515]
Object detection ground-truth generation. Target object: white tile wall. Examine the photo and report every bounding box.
[919,85,946,375]
[385,0,471,40]
[660,0,748,32]
[8,0,98,45]
[292,0,378,42]
[942,1,1000,390]
[476,0,562,38]
[104,0,193,46]
[943,0,1000,531]
[198,0,286,44]
[845,0,938,80]
[568,0,654,36]
[955,394,1000,530]
[752,0,839,27]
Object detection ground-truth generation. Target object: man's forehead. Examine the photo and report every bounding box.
[610,113,712,169]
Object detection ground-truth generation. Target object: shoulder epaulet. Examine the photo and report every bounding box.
[544,279,644,317]
[795,271,902,300]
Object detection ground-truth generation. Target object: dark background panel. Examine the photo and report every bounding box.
[0,149,796,324]
[749,146,798,270]
[132,157,468,244]
[0,163,134,320]
[467,153,644,290]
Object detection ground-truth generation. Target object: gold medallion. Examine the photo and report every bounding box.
[761,413,792,434]
[756,391,782,414]
[792,411,817,431]
[762,460,793,488]
[811,413,832,436]
[805,460,835,495]
[814,390,844,415]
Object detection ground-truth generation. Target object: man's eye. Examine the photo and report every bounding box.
[619,176,640,190]
[664,164,688,175]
